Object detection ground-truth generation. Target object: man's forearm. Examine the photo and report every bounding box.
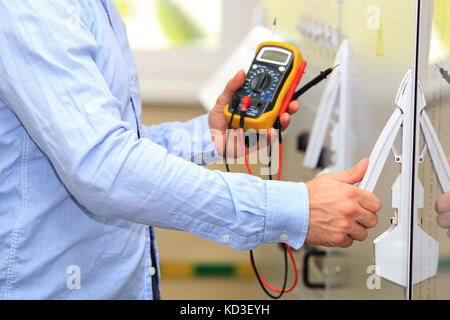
[141,114,222,166]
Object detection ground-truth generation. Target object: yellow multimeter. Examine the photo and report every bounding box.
[224,41,304,131]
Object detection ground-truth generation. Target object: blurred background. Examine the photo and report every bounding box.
[113,0,450,300]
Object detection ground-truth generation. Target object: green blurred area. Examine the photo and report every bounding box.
[114,0,132,18]
[434,0,450,51]
[114,0,204,48]
[156,0,203,47]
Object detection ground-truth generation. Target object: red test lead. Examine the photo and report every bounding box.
[279,60,308,117]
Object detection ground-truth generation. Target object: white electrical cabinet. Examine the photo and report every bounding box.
[262,0,449,300]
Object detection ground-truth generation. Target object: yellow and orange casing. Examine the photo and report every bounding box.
[224,41,303,132]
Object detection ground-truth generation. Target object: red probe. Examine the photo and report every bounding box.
[276,60,307,181]
[279,61,308,117]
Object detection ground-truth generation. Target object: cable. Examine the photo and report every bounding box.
[224,94,242,171]
[224,111,236,173]
[279,61,307,116]
[249,118,298,296]
[240,129,253,175]
[237,107,297,299]
[223,65,338,299]
[291,64,339,101]
[274,117,284,181]
[435,64,450,85]
[250,245,288,299]
[272,64,339,181]
[238,96,253,175]
[252,244,299,293]
[268,144,273,181]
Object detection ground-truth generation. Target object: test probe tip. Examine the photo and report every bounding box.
[271,17,277,40]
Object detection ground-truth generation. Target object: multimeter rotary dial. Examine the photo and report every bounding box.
[250,71,272,92]
[246,68,280,98]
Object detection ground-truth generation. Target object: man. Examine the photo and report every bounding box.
[0,1,381,299]
[436,158,450,238]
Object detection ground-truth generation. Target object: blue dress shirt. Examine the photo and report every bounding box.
[0,0,309,299]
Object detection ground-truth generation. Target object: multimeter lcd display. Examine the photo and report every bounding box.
[260,50,289,64]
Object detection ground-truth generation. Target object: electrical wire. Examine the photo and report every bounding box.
[253,243,298,293]
[224,111,236,173]
[224,111,289,298]
[238,111,297,299]
[272,118,284,182]
[250,245,288,299]
[291,64,339,101]
[268,144,273,181]
[223,63,338,299]
[240,129,253,175]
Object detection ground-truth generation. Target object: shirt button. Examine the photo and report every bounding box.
[85,106,96,114]
[280,232,289,241]
[192,135,199,143]
[149,267,156,276]
[222,234,231,242]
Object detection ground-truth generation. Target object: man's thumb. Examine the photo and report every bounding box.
[216,70,246,107]
[332,159,369,185]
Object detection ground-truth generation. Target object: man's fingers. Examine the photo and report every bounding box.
[357,188,382,213]
[437,212,450,228]
[286,100,300,115]
[436,194,450,213]
[331,159,369,185]
[338,235,354,248]
[279,101,300,130]
[348,222,369,242]
[216,70,246,107]
[279,113,290,130]
[354,207,379,228]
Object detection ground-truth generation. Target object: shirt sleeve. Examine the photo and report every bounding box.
[141,114,222,166]
[0,1,309,251]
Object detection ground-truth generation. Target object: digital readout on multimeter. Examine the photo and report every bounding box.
[260,50,289,64]
[256,47,293,66]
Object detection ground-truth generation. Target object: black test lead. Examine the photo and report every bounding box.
[292,64,340,101]
[435,64,450,85]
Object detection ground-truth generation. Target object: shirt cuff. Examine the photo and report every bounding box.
[263,181,310,250]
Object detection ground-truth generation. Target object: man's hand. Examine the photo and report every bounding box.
[305,159,382,248]
[435,157,450,238]
[208,70,300,157]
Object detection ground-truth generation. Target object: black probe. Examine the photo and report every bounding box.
[291,64,339,101]
[436,64,450,85]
